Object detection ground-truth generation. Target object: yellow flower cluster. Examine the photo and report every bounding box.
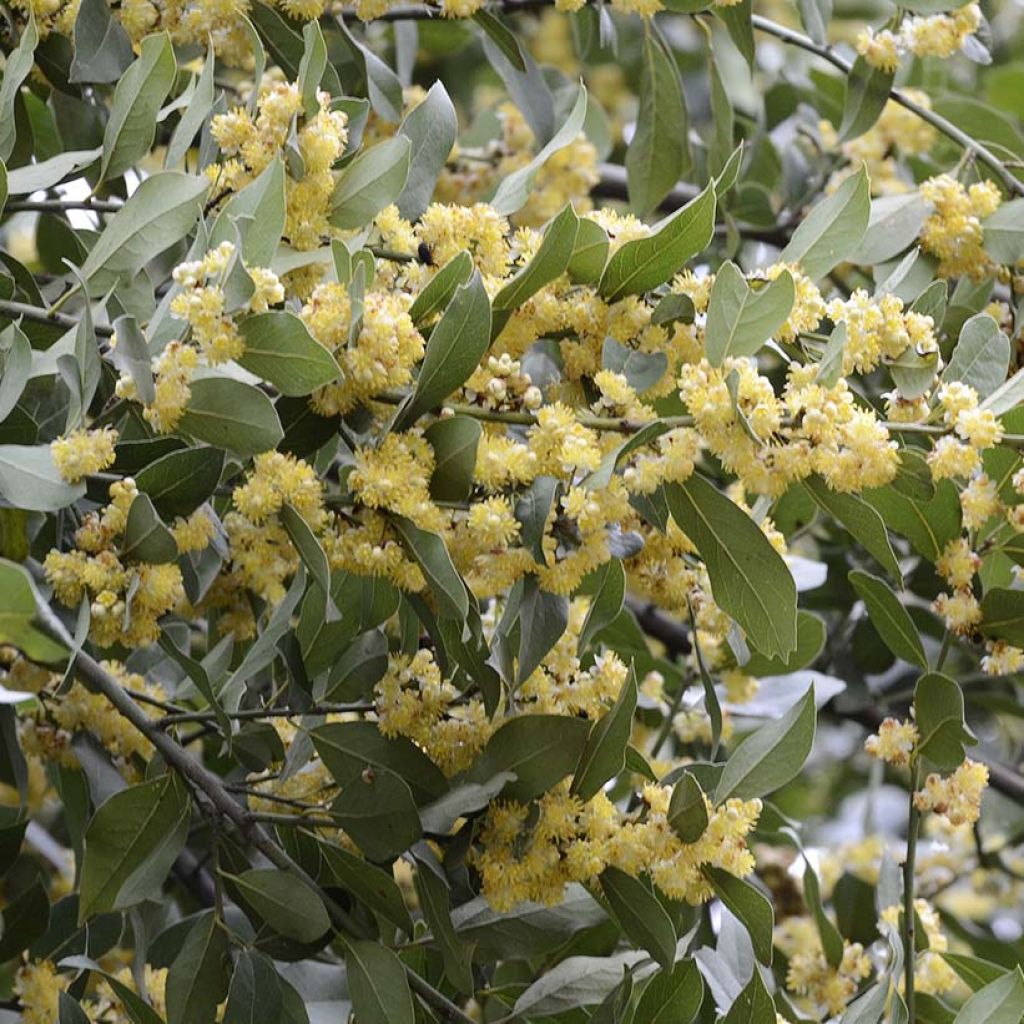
[880,899,960,995]
[679,359,899,497]
[15,960,67,1024]
[375,650,491,776]
[43,479,185,647]
[51,427,118,484]
[864,717,918,767]
[472,780,761,911]
[914,758,989,827]
[223,451,326,603]
[856,4,982,72]
[211,81,348,261]
[775,917,872,1017]
[919,174,1002,280]
[303,286,424,415]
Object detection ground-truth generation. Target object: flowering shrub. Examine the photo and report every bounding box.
[1,0,1024,1020]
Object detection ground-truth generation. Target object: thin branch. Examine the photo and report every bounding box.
[3,198,124,214]
[0,298,115,337]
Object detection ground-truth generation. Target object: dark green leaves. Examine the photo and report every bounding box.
[70,0,134,84]
[391,517,468,620]
[233,869,330,942]
[943,315,1010,401]
[135,446,224,520]
[79,774,191,922]
[177,378,283,456]
[705,263,795,366]
[571,668,637,801]
[849,570,927,669]
[600,867,676,968]
[706,867,773,965]
[166,911,230,1024]
[633,960,704,1024]
[331,768,422,861]
[330,137,411,230]
[667,771,708,843]
[122,494,177,564]
[238,312,340,396]
[396,83,459,222]
[915,673,975,772]
[100,32,176,182]
[393,272,491,430]
[713,684,816,803]
[666,475,797,659]
[469,715,591,802]
[627,25,689,218]
[599,185,716,302]
[344,940,415,1024]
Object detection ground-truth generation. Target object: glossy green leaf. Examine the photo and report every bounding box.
[571,666,637,801]
[705,262,795,366]
[177,377,284,456]
[600,867,676,968]
[233,869,330,943]
[849,570,927,668]
[237,311,340,396]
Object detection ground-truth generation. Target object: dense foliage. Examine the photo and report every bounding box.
[1,0,1024,1020]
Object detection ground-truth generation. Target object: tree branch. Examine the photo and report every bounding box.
[0,298,115,337]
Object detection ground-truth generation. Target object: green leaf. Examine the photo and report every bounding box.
[780,166,870,278]
[983,199,1024,265]
[237,311,340,396]
[578,558,626,655]
[722,965,775,1022]
[713,683,816,803]
[633,960,704,1024]
[952,968,1024,1024]
[742,610,826,677]
[418,773,516,834]
[135,446,224,520]
[599,184,716,302]
[331,767,423,861]
[330,137,411,230]
[320,842,413,935]
[492,204,579,333]
[70,0,134,84]
[110,316,156,406]
[863,477,961,562]
[311,721,447,805]
[396,82,458,221]
[0,879,49,961]
[100,32,177,182]
[280,503,331,597]
[491,87,588,216]
[297,21,326,118]
[666,475,797,659]
[517,576,568,685]
[0,14,38,163]
[408,251,473,327]
[705,262,795,366]
[426,416,481,503]
[233,869,330,943]
[177,377,283,456]
[568,218,610,284]
[165,56,216,170]
[803,476,901,582]
[79,774,191,922]
[600,867,676,968]
[667,770,708,843]
[705,867,773,964]
[0,560,68,663]
[915,672,976,772]
[853,192,932,265]
[473,9,527,71]
[941,953,1008,992]
[214,156,286,268]
[344,940,415,1024]
[391,516,468,620]
[392,271,491,431]
[223,950,308,1024]
[0,322,32,423]
[571,666,637,801]
[839,58,894,142]
[804,859,844,968]
[943,314,1010,401]
[849,570,927,669]
[514,950,649,1017]
[0,444,85,513]
[81,172,209,288]
[122,493,178,564]
[412,853,474,993]
[602,338,667,394]
[468,714,591,802]
[626,25,689,217]
[980,588,1024,647]
[715,0,755,69]
[166,910,230,1024]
